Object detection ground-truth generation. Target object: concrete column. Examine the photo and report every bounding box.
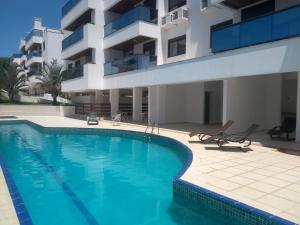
[110,89,119,116]
[132,87,143,121]
[148,85,166,124]
[296,72,300,141]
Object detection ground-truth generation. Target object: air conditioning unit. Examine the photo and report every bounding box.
[161,14,173,29]
[172,7,188,25]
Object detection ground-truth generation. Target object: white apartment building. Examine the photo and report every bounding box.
[60,0,300,141]
[13,17,63,95]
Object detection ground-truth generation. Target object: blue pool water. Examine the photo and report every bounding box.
[0,121,240,225]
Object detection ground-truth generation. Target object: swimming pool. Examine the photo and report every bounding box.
[0,121,292,225]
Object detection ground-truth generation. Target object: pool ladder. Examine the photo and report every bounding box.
[144,123,159,142]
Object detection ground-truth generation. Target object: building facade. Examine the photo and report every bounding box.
[60,0,300,141]
[13,17,63,96]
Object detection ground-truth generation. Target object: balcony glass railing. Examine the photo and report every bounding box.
[62,0,81,18]
[25,29,43,42]
[27,50,42,60]
[211,5,300,53]
[27,69,42,77]
[62,65,84,81]
[62,27,84,50]
[104,54,157,76]
[104,6,158,37]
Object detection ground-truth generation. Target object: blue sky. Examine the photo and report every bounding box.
[0,0,65,57]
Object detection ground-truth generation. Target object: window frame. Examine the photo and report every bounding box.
[168,35,186,58]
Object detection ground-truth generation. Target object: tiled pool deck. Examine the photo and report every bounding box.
[0,116,300,225]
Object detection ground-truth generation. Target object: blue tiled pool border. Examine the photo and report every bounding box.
[0,154,33,225]
[0,119,297,225]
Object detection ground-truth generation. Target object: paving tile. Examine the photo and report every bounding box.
[221,160,240,167]
[233,165,256,172]
[227,176,255,185]
[229,186,266,200]
[274,189,300,203]
[248,181,280,193]
[207,170,234,179]
[209,163,228,170]
[257,195,296,211]
[208,179,241,191]
[286,183,300,193]
[241,172,266,181]
[222,167,245,175]
[262,177,290,187]
[252,168,277,176]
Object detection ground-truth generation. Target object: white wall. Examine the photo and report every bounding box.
[43,29,63,64]
[0,105,75,116]
[148,83,205,124]
[102,37,300,90]
[223,75,282,133]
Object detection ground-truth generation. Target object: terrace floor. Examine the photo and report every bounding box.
[0,116,300,225]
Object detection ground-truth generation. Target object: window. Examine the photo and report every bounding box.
[75,60,81,68]
[68,63,73,70]
[43,42,45,51]
[143,40,156,56]
[169,0,186,12]
[241,0,275,21]
[168,35,186,57]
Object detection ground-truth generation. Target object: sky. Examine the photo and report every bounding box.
[0,0,65,57]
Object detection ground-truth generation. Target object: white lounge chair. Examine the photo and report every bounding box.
[112,113,121,126]
[87,112,99,125]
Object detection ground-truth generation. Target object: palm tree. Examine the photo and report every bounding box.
[0,60,27,102]
[37,59,64,105]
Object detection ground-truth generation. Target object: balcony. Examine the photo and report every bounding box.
[62,63,100,92]
[104,54,157,76]
[26,51,43,67]
[61,0,98,30]
[211,5,300,53]
[104,6,157,37]
[62,24,97,60]
[25,29,43,50]
[27,69,42,77]
[62,0,81,18]
[62,65,84,81]
[25,29,43,42]
[62,27,84,50]
[27,50,42,60]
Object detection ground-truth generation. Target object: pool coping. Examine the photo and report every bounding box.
[0,119,297,225]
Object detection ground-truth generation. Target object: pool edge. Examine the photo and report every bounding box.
[0,154,33,225]
[0,119,297,225]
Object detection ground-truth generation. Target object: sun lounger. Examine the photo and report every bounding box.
[189,120,234,142]
[217,124,259,148]
[87,112,99,125]
[112,113,122,125]
[268,117,296,141]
